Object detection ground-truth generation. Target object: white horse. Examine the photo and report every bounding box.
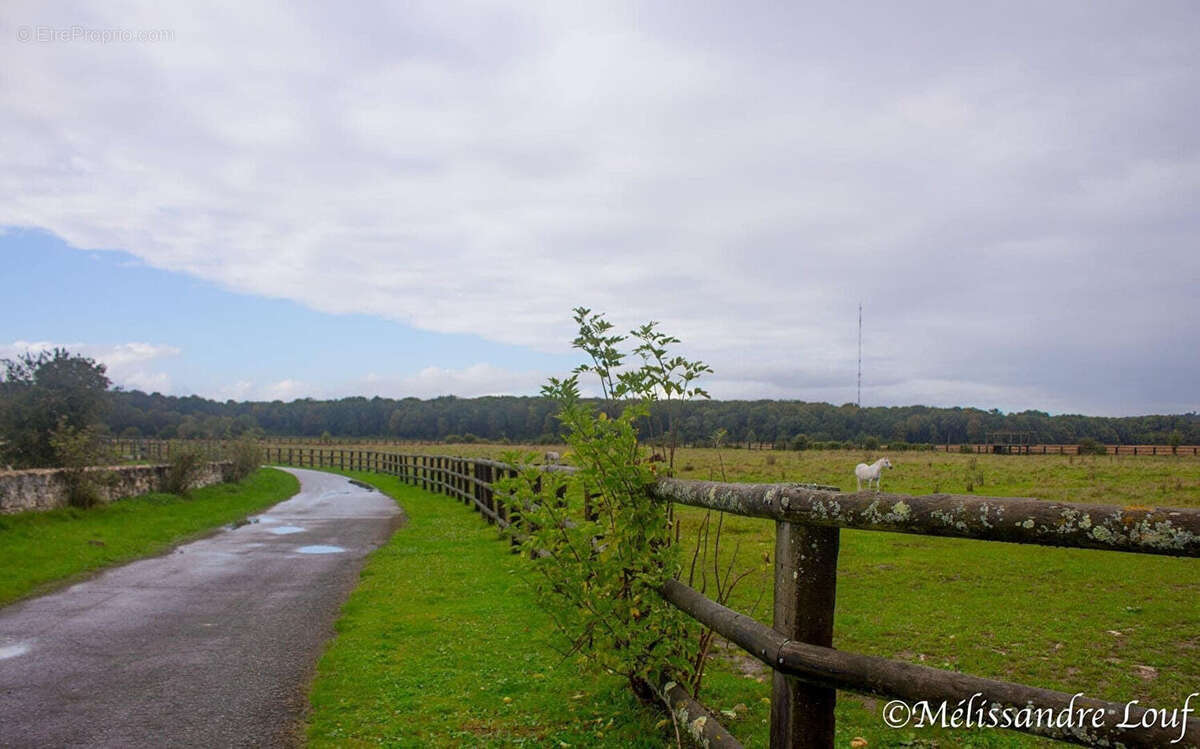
[855,457,893,492]
[543,451,560,465]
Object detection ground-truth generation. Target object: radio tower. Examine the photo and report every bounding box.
[856,303,862,408]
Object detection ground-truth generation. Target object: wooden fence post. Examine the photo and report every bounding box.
[770,521,840,749]
[472,461,481,511]
[482,464,495,524]
[507,468,523,543]
[583,485,599,522]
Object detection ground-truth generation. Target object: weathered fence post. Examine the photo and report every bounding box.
[770,521,840,749]
[482,464,495,524]
[472,461,481,511]
[493,466,507,522]
[583,485,599,522]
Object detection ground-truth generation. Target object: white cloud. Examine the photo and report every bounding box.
[1,2,1197,414]
[263,378,310,402]
[0,340,180,393]
[216,364,548,402]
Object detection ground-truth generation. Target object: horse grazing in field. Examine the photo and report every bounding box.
[855,457,893,492]
[543,451,560,465]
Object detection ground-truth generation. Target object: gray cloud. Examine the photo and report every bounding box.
[1,1,1196,415]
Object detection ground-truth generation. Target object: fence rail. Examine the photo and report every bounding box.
[256,447,1199,748]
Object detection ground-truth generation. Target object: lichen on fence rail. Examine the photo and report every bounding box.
[654,478,1200,557]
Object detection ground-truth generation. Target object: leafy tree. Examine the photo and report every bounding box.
[0,349,111,467]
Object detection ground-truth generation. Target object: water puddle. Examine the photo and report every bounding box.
[295,545,345,554]
[254,516,279,524]
[0,643,30,660]
[269,526,305,535]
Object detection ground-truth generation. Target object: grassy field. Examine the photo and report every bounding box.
[0,468,299,607]
[306,471,670,747]
[301,447,1198,747]
[361,441,1200,508]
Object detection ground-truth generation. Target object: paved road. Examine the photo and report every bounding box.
[0,468,402,748]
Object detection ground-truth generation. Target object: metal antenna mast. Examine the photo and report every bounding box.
[857,303,862,408]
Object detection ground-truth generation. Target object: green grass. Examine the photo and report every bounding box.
[0,467,299,607]
[304,454,1199,748]
[306,471,672,748]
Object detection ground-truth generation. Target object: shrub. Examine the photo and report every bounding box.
[959,443,975,454]
[789,433,810,451]
[862,435,880,450]
[1077,438,1107,456]
[499,309,711,703]
[765,453,776,466]
[227,436,262,482]
[49,419,111,508]
[164,446,206,495]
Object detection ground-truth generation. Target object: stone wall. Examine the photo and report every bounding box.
[0,462,236,514]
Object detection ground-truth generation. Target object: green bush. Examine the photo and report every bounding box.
[789,433,810,451]
[1078,438,1107,456]
[164,446,206,495]
[49,420,110,508]
[227,437,262,482]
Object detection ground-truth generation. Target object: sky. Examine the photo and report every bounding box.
[1,1,1197,416]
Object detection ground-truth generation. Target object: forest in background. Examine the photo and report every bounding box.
[104,390,1199,447]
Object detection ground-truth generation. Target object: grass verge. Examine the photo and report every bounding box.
[306,470,672,748]
[0,467,299,607]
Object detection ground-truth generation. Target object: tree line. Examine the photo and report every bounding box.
[5,350,1196,469]
[105,389,1199,447]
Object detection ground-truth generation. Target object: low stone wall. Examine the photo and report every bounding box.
[0,462,236,514]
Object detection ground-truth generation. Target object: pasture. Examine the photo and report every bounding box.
[292,446,1199,746]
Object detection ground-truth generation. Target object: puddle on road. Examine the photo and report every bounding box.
[0,643,30,660]
[254,516,279,524]
[269,526,305,535]
[295,545,346,554]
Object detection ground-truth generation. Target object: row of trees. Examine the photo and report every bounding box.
[104,390,1199,447]
[5,350,1196,469]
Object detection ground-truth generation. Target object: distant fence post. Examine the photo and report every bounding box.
[770,520,840,749]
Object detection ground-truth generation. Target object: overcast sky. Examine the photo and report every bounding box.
[2,1,1197,416]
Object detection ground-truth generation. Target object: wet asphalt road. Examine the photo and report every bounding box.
[0,468,402,748]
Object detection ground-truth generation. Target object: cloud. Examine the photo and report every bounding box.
[0,340,180,393]
[1,2,1197,414]
[362,364,548,399]
[263,379,311,402]
[213,364,548,402]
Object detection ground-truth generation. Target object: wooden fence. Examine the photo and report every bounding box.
[935,443,1200,456]
[261,447,1200,748]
